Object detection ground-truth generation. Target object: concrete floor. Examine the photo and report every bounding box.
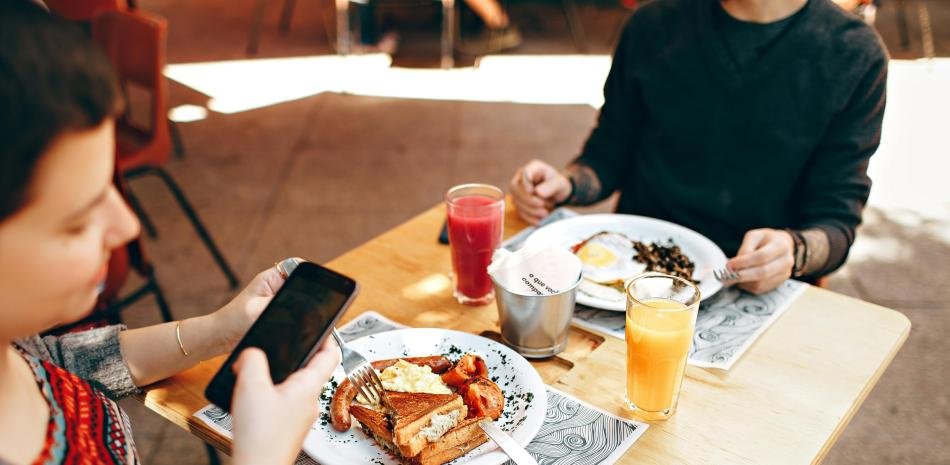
[113,0,949,463]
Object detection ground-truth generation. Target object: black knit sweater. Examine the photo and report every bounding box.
[574,0,888,277]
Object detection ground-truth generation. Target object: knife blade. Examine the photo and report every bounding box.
[477,419,538,465]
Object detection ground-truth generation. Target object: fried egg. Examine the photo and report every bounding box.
[574,231,646,284]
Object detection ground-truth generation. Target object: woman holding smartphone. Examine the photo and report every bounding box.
[0,3,340,464]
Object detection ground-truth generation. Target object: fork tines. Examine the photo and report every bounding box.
[351,364,387,406]
[713,267,740,283]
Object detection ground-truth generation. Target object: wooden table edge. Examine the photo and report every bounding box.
[811,306,911,464]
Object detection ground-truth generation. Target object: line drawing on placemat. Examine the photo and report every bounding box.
[689,280,807,369]
[506,388,646,465]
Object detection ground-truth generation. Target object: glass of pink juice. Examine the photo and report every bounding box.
[445,184,505,306]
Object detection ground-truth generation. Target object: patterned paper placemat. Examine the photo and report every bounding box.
[194,311,648,465]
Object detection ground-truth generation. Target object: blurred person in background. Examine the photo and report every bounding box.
[510,0,887,294]
[458,0,522,53]
[354,0,520,54]
[0,3,339,464]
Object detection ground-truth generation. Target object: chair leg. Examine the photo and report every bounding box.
[336,0,351,54]
[124,185,159,239]
[319,0,338,48]
[917,0,934,59]
[133,167,240,289]
[279,0,297,34]
[170,119,186,160]
[105,275,173,325]
[896,0,910,50]
[247,0,268,55]
[148,271,174,323]
[562,0,588,53]
[441,0,456,69]
[204,444,222,465]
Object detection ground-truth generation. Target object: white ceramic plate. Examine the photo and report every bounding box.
[304,328,547,465]
[524,214,727,311]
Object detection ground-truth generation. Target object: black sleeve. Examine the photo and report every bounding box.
[796,54,887,277]
[571,22,644,204]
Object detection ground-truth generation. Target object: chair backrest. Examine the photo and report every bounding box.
[92,9,170,164]
[45,0,127,21]
[92,9,167,91]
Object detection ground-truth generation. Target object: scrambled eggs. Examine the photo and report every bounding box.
[378,360,451,394]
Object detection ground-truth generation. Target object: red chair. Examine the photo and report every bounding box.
[46,0,186,159]
[92,9,238,289]
[44,0,127,21]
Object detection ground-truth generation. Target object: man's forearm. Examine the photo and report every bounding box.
[799,228,831,277]
[563,164,605,206]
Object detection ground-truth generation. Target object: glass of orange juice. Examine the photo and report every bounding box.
[624,272,700,421]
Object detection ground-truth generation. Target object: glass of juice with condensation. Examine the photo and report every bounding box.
[624,272,700,420]
[445,184,505,306]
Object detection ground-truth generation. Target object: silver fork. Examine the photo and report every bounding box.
[331,328,388,407]
[713,267,740,284]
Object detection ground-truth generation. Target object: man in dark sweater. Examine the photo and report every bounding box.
[510,0,887,294]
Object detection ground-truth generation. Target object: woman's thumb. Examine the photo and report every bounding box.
[232,347,272,390]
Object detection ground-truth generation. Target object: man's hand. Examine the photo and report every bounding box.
[726,229,795,294]
[230,342,340,465]
[508,160,572,225]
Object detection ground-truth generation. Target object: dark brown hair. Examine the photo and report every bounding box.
[0,0,121,220]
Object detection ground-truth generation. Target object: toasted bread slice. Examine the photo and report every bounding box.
[408,417,489,465]
[349,404,394,451]
[351,397,490,465]
[389,392,467,457]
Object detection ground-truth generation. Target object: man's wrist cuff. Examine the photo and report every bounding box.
[555,174,576,207]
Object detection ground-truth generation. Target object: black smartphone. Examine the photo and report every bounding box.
[438,219,449,245]
[204,261,358,411]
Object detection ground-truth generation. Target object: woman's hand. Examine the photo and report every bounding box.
[119,260,305,387]
[509,160,572,225]
[230,341,340,465]
[726,229,795,294]
[214,263,296,354]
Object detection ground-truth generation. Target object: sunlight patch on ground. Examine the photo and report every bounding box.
[164,54,611,114]
[166,54,392,113]
[849,234,906,264]
[167,104,209,123]
[926,220,950,245]
[867,58,950,222]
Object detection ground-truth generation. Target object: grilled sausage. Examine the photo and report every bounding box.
[329,355,452,431]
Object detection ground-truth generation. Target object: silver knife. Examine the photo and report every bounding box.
[477,419,538,465]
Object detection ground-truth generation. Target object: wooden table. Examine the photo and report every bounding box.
[140,202,911,464]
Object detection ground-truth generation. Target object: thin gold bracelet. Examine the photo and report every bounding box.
[175,321,190,357]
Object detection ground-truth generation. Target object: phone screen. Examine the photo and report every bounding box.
[205,262,357,410]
